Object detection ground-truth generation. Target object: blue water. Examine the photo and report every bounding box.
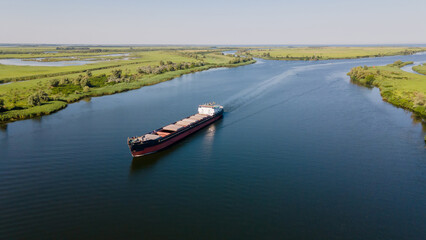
[1,54,426,239]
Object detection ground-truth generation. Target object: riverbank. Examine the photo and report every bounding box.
[239,47,426,61]
[347,60,426,120]
[0,57,255,123]
[413,63,426,75]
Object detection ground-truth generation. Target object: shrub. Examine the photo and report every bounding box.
[365,75,375,85]
[80,78,89,87]
[0,98,4,111]
[111,69,122,79]
[37,90,49,101]
[414,92,426,107]
[72,76,81,85]
[394,60,403,66]
[49,79,60,87]
[138,66,153,74]
[83,86,90,93]
[59,77,70,85]
[27,95,41,106]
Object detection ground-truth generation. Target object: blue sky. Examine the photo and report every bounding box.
[1,0,425,45]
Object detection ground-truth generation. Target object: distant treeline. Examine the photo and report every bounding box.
[228,56,253,64]
[137,61,205,74]
[56,47,90,50]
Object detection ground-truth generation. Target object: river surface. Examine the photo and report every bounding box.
[1,54,426,239]
[401,62,425,75]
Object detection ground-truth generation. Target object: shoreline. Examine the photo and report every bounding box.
[246,51,426,61]
[347,61,426,120]
[239,47,426,61]
[0,60,255,124]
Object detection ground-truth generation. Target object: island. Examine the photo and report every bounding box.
[347,61,426,137]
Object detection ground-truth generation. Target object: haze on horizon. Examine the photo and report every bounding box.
[1,0,426,45]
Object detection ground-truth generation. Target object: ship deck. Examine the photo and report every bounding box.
[130,113,211,144]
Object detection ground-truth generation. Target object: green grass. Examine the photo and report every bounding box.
[347,60,426,119]
[0,49,246,83]
[0,101,67,122]
[241,47,426,60]
[0,47,255,123]
[413,63,426,75]
[0,50,197,83]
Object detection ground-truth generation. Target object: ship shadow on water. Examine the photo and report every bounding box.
[130,118,223,173]
[130,146,176,171]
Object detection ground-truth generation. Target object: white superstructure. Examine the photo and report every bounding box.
[198,103,223,116]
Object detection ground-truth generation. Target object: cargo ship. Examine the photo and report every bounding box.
[127,103,224,157]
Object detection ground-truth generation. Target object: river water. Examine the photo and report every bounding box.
[1,54,426,239]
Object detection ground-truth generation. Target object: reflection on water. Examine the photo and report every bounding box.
[200,121,221,158]
[81,97,92,103]
[131,147,175,171]
[410,113,426,133]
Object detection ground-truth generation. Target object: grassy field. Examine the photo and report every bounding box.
[0,47,220,82]
[413,63,426,75]
[347,60,426,121]
[240,47,426,60]
[0,46,254,123]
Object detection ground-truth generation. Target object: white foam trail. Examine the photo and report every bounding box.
[223,61,351,112]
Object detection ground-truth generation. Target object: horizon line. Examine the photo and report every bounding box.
[1,43,426,47]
